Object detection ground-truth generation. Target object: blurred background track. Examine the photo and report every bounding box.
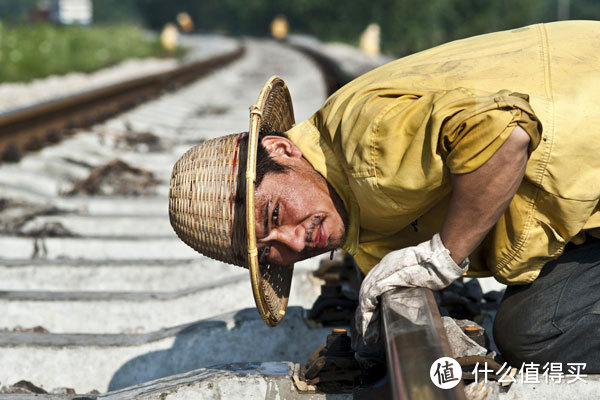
[0,34,386,397]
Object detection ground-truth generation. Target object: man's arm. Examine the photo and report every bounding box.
[440,124,531,264]
[355,124,532,346]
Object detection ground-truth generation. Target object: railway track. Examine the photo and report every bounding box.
[0,34,503,400]
[0,47,244,163]
[382,288,466,400]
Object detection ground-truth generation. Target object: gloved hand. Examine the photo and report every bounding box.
[354,233,469,348]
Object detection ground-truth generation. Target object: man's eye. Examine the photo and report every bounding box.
[272,204,279,225]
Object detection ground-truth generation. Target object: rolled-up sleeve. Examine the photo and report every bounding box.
[433,88,542,174]
[336,87,543,227]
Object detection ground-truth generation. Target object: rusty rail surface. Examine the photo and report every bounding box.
[0,46,245,162]
[382,288,466,400]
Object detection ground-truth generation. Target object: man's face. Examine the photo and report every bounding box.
[253,136,347,266]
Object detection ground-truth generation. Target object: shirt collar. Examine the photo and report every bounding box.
[285,119,360,255]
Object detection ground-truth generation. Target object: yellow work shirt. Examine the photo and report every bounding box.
[286,20,600,285]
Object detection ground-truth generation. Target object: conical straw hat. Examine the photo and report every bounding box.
[169,76,295,326]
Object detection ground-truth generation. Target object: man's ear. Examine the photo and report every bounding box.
[260,136,303,158]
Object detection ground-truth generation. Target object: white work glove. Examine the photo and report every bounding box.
[354,233,469,348]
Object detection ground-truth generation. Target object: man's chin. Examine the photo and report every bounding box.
[314,242,342,259]
[293,248,331,264]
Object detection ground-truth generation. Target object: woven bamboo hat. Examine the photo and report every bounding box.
[169,76,296,327]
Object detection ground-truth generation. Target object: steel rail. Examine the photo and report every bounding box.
[381,287,466,400]
[0,46,245,162]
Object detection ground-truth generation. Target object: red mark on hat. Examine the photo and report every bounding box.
[229,133,244,238]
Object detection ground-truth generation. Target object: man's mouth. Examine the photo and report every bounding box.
[314,221,328,249]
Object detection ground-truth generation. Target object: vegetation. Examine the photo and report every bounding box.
[0,23,178,83]
[127,0,600,56]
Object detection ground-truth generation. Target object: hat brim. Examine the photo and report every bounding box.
[247,76,296,327]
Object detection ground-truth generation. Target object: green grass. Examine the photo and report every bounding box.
[0,23,184,83]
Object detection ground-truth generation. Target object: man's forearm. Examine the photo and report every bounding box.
[440,125,531,264]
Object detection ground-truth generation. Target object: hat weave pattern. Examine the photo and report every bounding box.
[257,83,295,134]
[169,133,246,267]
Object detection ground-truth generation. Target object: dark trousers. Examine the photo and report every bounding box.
[494,236,600,373]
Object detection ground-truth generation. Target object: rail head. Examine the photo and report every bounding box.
[382,287,466,400]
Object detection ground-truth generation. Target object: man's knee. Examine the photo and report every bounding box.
[496,311,600,371]
[493,304,533,365]
[493,287,556,365]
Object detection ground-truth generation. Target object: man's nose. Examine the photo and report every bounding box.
[274,225,305,253]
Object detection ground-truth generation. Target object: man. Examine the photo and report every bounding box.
[169,20,600,371]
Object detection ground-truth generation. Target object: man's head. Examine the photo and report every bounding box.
[169,75,335,326]
[254,133,348,266]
